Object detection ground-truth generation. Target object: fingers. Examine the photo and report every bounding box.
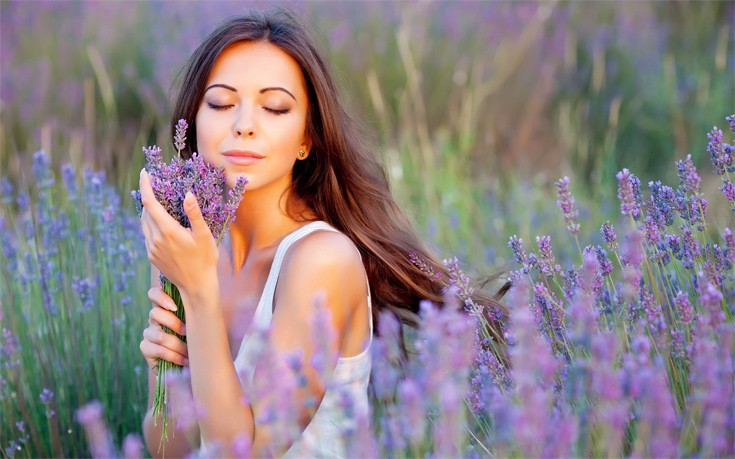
[139,336,189,367]
[138,169,171,223]
[184,191,213,241]
[148,287,179,312]
[148,306,186,337]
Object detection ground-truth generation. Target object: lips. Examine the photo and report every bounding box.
[222,150,264,166]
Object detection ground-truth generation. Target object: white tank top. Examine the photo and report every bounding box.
[200,221,372,458]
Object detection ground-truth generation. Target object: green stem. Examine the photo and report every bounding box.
[152,276,186,452]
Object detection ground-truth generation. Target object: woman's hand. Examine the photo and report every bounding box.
[138,169,219,297]
[140,287,189,371]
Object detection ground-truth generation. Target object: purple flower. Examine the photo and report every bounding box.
[1,328,21,369]
[72,277,96,311]
[725,228,735,264]
[639,360,679,458]
[174,119,188,153]
[616,168,642,220]
[131,139,247,243]
[601,221,619,252]
[409,251,442,281]
[61,163,78,202]
[40,388,56,418]
[648,181,676,227]
[508,235,529,271]
[674,291,693,325]
[681,226,701,269]
[122,434,143,459]
[676,154,701,194]
[555,176,579,235]
[535,235,561,277]
[721,179,735,204]
[707,126,732,175]
[75,400,115,459]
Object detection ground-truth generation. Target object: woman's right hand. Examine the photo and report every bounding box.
[139,287,189,372]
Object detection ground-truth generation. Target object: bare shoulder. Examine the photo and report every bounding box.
[282,229,365,280]
[276,231,367,330]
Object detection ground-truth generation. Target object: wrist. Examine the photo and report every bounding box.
[179,273,220,312]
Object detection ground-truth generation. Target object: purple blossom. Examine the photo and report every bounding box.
[616,168,642,220]
[397,379,425,446]
[122,434,143,459]
[408,251,442,282]
[39,388,56,418]
[639,360,679,458]
[674,291,694,325]
[725,228,735,264]
[681,226,701,269]
[508,235,529,271]
[648,181,676,227]
[174,119,188,153]
[1,328,21,369]
[75,400,115,459]
[61,163,78,202]
[727,114,735,135]
[131,141,247,242]
[600,221,619,252]
[581,246,604,295]
[721,179,735,204]
[698,280,725,327]
[676,154,701,194]
[535,235,561,277]
[72,277,96,311]
[555,176,579,235]
[707,126,732,175]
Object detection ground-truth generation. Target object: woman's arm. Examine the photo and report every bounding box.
[180,231,366,456]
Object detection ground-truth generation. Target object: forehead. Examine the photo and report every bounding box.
[206,41,307,97]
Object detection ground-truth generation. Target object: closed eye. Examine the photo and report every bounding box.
[207,102,233,111]
[264,107,290,115]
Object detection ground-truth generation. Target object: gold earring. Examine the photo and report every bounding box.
[299,149,306,158]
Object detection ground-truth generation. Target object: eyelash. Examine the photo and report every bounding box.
[207,102,289,116]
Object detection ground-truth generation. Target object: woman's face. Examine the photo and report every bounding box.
[195,40,309,192]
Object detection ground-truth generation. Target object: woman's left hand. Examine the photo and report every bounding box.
[138,169,219,296]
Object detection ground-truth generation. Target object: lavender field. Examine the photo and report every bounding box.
[1,1,734,458]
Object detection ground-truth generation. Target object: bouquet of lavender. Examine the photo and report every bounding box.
[131,120,247,444]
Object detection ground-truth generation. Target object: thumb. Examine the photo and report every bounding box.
[184,191,211,238]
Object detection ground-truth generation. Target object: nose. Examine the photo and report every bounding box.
[233,106,255,138]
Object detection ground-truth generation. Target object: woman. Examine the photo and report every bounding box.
[138,10,505,458]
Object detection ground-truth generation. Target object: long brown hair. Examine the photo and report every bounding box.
[170,10,507,349]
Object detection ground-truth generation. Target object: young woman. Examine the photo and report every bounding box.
[137,10,505,458]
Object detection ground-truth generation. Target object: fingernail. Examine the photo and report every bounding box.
[169,302,178,311]
[183,358,189,366]
[180,324,186,335]
[140,168,146,178]
[185,191,194,201]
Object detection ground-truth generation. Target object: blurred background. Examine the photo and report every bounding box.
[1,0,733,270]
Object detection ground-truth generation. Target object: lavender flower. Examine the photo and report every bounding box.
[600,221,618,252]
[173,119,188,153]
[721,179,735,205]
[39,388,56,418]
[535,235,561,277]
[1,328,21,369]
[616,168,642,220]
[508,235,529,271]
[555,176,579,235]
[676,154,702,195]
[75,401,115,459]
[648,181,676,227]
[707,126,731,175]
[681,226,701,269]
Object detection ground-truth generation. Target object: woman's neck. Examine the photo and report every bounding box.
[225,185,316,271]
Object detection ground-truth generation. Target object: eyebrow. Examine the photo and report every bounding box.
[204,84,297,101]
